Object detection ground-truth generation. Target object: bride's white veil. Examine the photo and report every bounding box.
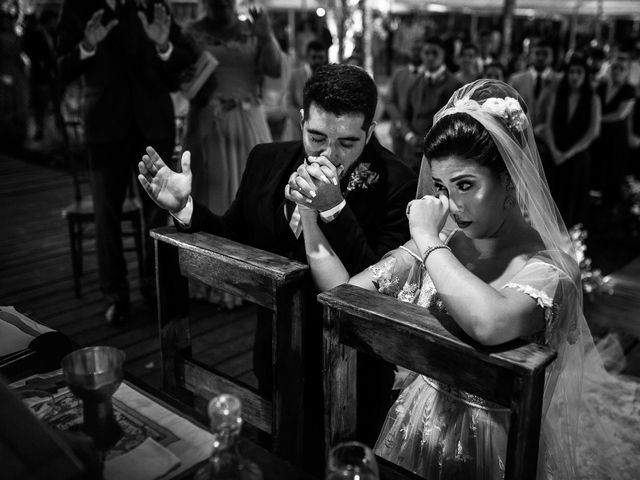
[416,79,622,478]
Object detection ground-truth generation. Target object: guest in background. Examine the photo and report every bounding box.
[183,0,281,305]
[507,52,528,77]
[544,54,601,228]
[383,37,423,166]
[509,39,559,132]
[477,29,496,70]
[0,2,28,152]
[591,52,636,206]
[185,0,280,217]
[484,61,506,82]
[588,45,609,88]
[22,8,58,143]
[282,39,328,141]
[399,36,462,171]
[57,0,197,326]
[455,42,481,86]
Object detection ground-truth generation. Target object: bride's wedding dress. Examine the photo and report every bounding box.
[368,237,640,480]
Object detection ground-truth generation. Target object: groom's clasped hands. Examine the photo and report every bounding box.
[284,156,345,212]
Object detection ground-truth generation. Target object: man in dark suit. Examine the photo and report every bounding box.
[56,0,197,326]
[509,38,560,132]
[384,37,424,167]
[399,36,462,172]
[138,64,417,453]
[283,39,328,141]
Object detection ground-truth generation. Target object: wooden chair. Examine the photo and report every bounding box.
[60,119,143,298]
[319,284,557,480]
[152,227,309,465]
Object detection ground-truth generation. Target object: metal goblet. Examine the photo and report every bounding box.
[61,346,125,451]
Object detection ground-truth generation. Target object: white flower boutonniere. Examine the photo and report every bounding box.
[344,162,379,195]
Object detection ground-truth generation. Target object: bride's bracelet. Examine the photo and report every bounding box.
[421,244,452,263]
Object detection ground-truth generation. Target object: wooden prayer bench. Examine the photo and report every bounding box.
[319,284,557,480]
[152,227,309,465]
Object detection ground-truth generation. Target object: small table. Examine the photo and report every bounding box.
[11,371,317,480]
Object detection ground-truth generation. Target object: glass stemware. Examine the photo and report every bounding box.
[325,441,380,480]
[61,346,125,451]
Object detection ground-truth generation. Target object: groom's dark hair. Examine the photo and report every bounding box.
[302,63,378,131]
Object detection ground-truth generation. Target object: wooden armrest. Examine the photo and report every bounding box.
[318,284,556,406]
[152,227,307,308]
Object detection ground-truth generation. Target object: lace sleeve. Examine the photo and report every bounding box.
[502,256,568,344]
[368,242,422,298]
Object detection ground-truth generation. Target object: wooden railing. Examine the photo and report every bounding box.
[152,227,309,464]
[319,284,557,480]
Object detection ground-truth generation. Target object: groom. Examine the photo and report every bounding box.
[138,64,417,453]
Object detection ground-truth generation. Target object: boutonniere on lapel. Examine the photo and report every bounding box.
[344,162,379,196]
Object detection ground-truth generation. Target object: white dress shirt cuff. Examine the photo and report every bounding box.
[319,199,347,223]
[156,42,173,61]
[79,42,96,60]
[170,195,193,227]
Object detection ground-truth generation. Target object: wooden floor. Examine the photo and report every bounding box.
[2,150,640,393]
[0,152,257,391]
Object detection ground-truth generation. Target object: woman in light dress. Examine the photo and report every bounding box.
[184,0,281,304]
[289,79,638,479]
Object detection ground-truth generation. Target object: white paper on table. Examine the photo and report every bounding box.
[0,306,54,356]
[104,437,181,480]
[113,383,214,479]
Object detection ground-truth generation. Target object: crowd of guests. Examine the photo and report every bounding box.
[385,34,640,230]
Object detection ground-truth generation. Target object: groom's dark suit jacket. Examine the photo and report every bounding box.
[180,135,417,452]
[186,136,416,272]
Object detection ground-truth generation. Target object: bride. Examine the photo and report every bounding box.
[288,79,634,479]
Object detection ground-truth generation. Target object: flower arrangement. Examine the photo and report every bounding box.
[569,224,614,301]
[344,162,379,195]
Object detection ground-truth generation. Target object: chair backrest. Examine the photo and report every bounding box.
[152,227,309,465]
[318,284,557,480]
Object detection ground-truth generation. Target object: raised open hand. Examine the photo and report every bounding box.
[138,3,171,48]
[248,5,272,39]
[83,10,118,51]
[138,147,192,213]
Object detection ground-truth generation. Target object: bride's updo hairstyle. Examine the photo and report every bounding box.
[423,113,507,176]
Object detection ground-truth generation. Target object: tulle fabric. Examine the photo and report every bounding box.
[373,80,637,479]
[376,372,511,480]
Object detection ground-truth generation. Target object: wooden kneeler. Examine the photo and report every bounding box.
[319,284,557,480]
[152,227,309,464]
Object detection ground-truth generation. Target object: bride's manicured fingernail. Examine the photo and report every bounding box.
[310,190,316,197]
[332,178,338,185]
